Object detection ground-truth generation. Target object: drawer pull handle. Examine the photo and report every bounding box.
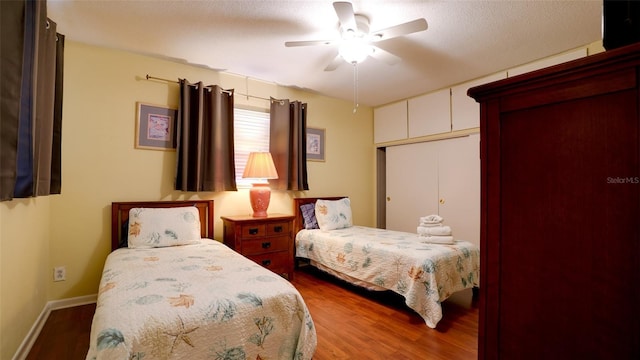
[248,228,259,235]
[262,259,271,266]
[262,242,271,249]
[274,225,283,233]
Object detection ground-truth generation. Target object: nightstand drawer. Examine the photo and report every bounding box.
[221,214,295,280]
[247,251,290,278]
[240,224,266,238]
[266,221,289,236]
[242,236,290,255]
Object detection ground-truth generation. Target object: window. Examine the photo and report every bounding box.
[234,107,270,188]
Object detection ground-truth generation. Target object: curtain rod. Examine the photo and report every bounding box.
[145,74,282,103]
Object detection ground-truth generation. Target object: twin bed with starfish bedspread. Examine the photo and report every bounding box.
[86,200,316,360]
[293,197,480,329]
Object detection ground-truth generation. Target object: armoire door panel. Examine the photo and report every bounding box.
[499,91,639,359]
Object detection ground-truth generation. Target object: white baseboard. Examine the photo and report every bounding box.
[49,294,97,311]
[12,294,97,360]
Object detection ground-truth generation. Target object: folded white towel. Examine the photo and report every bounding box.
[419,222,442,227]
[420,235,455,245]
[417,225,452,236]
[419,215,443,225]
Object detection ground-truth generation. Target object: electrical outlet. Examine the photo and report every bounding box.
[53,266,66,282]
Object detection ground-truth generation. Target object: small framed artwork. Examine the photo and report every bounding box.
[135,102,177,150]
[306,127,325,162]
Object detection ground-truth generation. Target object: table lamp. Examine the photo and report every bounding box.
[242,152,279,217]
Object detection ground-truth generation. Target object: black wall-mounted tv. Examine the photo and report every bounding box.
[603,0,640,50]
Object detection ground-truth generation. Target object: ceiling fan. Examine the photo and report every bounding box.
[285,1,428,71]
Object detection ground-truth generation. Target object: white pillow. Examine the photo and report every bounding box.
[315,198,353,231]
[127,206,201,248]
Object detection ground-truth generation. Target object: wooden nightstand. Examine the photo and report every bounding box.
[221,214,295,280]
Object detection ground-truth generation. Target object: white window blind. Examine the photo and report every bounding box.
[234,107,270,188]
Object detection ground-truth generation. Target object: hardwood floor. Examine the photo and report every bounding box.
[26,301,95,360]
[295,266,478,360]
[27,266,478,359]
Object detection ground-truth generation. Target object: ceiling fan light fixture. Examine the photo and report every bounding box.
[343,28,357,40]
[339,38,373,64]
[285,2,428,71]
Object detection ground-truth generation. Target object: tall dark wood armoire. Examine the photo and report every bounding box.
[469,43,640,360]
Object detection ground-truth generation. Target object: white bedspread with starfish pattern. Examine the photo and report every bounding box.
[87,239,316,360]
[296,226,479,328]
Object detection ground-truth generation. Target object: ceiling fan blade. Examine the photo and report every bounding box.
[370,46,401,66]
[324,54,344,71]
[333,1,357,31]
[372,18,428,42]
[285,40,335,47]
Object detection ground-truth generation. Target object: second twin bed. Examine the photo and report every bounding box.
[293,196,480,329]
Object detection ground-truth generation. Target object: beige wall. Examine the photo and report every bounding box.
[0,41,375,359]
[1,199,51,360]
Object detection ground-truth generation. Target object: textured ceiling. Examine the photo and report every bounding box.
[48,0,603,107]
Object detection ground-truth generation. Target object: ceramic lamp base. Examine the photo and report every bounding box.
[249,183,271,217]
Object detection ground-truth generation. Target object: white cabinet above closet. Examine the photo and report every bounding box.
[374,100,407,143]
[508,48,587,77]
[374,47,590,145]
[408,88,450,138]
[451,72,507,131]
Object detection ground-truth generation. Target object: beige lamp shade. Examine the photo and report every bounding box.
[242,152,279,179]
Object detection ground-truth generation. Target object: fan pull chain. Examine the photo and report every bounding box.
[352,62,359,114]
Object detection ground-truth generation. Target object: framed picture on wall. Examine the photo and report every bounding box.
[306,127,325,162]
[135,102,177,150]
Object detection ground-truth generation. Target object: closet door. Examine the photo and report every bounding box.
[385,136,480,240]
[438,134,480,246]
[385,141,439,232]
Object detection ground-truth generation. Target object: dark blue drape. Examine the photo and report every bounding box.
[14,0,37,197]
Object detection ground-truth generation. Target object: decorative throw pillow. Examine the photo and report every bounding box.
[127,206,201,248]
[119,219,129,249]
[300,203,319,229]
[315,198,353,231]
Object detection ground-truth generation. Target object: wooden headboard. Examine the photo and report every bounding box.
[293,197,347,233]
[111,200,214,251]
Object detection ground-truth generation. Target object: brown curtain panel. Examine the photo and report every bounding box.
[269,99,309,191]
[175,79,237,192]
[34,17,60,196]
[0,0,64,201]
[0,0,25,200]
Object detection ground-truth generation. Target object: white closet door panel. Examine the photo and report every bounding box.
[437,134,480,247]
[386,142,439,232]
